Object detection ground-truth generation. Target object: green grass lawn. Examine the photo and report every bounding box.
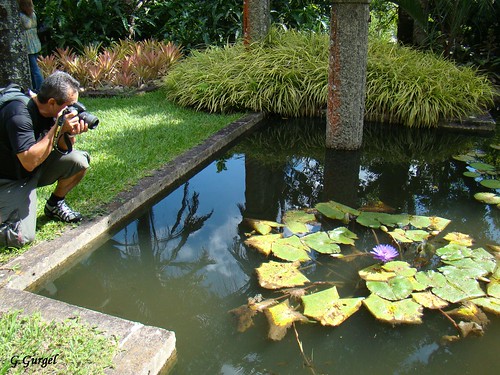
[0,90,243,263]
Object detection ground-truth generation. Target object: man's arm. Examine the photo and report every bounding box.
[16,125,57,172]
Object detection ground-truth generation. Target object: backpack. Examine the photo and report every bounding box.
[0,84,30,110]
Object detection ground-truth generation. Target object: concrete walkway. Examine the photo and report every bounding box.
[0,112,264,374]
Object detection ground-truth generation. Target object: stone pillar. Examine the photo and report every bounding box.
[243,0,270,44]
[327,0,370,150]
[0,0,31,88]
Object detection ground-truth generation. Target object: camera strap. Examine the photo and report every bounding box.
[52,114,73,154]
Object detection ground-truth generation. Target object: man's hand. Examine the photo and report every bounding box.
[60,109,89,136]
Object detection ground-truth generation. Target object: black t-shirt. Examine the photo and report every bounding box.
[0,99,54,180]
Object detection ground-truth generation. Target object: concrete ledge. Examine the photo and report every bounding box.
[0,287,176,375]
[0,112,265,374]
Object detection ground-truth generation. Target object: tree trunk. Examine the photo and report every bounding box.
[243,0,270,44]
[0,0,31,88]
[397,7,414,45]
[326,0,370,150]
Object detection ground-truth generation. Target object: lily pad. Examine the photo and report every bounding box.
[436,243,473,261]
[469,162,496,172]
[327,227,358,245]
[272,236,311,262]
[301,231,341,254]
[315,201,360,221]
[244,218,283,235]
[452,154,477,162]
[487,279,500,299]
[363,294,423,324]
[388,229,430,243]
[366,276,414,301]
[256,261,310,289]
[470,297,500,315]
[382,261,417,277]
[283,210,316,234]
[474,192,500,205]
[432,270,485,303]
[245,233,283,256]
[415,270,447,288]
[480,179,500,189]
[463,171,481,178]
[411,292,449,309]
[444,232,474,246]
[301,287,363,326]
[264,300,308,341]
[358,264,397,282]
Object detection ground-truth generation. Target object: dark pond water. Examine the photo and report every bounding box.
[38,118,499,375]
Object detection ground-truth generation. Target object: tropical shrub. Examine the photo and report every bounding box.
[164,30,496,127]
[37,39,183,90]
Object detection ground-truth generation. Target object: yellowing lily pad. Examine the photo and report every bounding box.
[301,231,341,254]
[301,287,363,326]
[244,218,283,235]
[272,235,311,262]
[256,261,310,289]
[245,233,283,256]
[264,300,308,341]
[411,292,449,309]
[474,192,500,205]
[487,279,500,299]
[363,294,424,324]
[443,232,474,247]
[359,264,397,282]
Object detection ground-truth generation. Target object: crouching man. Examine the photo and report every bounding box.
[0,71,90,248]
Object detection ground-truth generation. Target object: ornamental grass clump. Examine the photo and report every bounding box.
[164,29,496,127]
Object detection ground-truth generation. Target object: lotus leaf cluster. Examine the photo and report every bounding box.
[232,200,499,342]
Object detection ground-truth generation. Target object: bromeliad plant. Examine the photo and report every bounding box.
[37,39,183,90]
[231,200,499,343]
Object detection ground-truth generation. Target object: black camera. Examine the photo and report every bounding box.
[65,101,99,129]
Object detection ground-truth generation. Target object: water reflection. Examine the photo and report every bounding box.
[39,118,499,374]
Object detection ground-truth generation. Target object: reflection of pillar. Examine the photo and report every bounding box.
[327,0,370,150]
[322,149,361,208]
[242,156,284,220]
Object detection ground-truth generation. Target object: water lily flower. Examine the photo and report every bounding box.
[370,244,399,263]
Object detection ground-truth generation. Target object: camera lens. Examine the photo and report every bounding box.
[79,112,99,129]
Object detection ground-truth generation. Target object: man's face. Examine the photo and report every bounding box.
[47,90,79,118]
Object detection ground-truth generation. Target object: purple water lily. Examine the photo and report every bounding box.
[370,244,399,263]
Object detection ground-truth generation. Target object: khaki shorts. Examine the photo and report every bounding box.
[0,150,90,248]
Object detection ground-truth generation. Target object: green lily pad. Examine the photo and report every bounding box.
[363,294,424,324]
[358,264,396,282]
[315,201,360,221]
[356,212,383,228]
[366,275,414,301]
[452,154,477,162]
[436,243,473,261]
[432,268,485,303]
[272,236,311,262]
[327,227,358,245]
[470,162,496,172]
[382,261,417,277]
[245,233,283,256]
[470,297,500,315]
[301,287,364,326]
[415,270,447,288]
[487,279,500,299]
[301,231,341,254]
[463,171,482,178]
[409,215,432,228]
[256,261,310,289]
[411,292,449,309]
[474,192,500,204]
[283,210,316,234]
[480,179,500,189]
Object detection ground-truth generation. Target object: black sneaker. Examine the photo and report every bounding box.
[44,200,83,223]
